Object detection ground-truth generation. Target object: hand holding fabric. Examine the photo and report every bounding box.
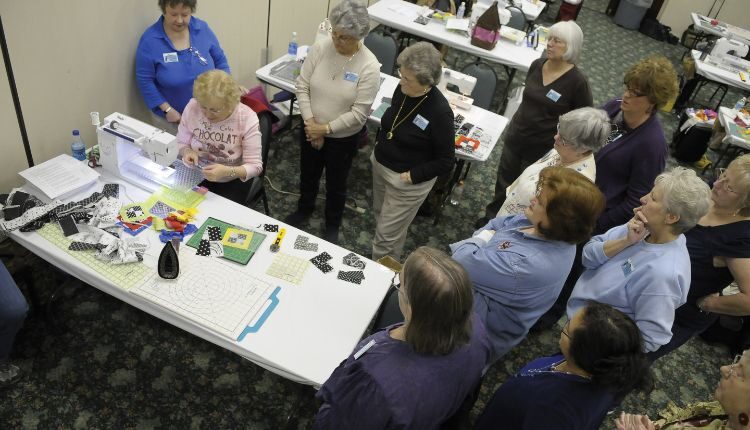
[201,164,230,182]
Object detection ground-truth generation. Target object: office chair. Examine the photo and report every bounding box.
[505,5,527,32]
[244,111,273,215]
[461,61,499,111]
[364,30,400,76]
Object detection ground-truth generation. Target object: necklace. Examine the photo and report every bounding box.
[332,43,360,80]
[387,94,429,140]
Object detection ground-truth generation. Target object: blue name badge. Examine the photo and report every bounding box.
[413,114,429,130]
[343,71,359,82]
[621,258,635,277]
[163,52,179,63]
[546,89,561,102]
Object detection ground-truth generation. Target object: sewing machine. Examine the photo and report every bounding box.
[711,37,750,61]
[437,68,477,110]
[96,112,179,192]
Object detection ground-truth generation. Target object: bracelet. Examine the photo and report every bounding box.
[163,106,172,114]
[229,167,236,178]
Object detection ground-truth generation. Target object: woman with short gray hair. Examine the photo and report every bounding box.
[371,42,455,261]
[568,167,711,354]
[284,0,380,243]
[498,107,610,216]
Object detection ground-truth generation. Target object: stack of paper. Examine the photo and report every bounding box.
[19,154,99,200]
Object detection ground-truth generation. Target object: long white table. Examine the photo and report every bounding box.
[691,12,750,46]
[368,0,544,72]
[256,54,509,224]
[691,50,750,93]
[10,172,393,387]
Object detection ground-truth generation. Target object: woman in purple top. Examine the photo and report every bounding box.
[649,154,750,361]
[476,302,653,430]
[313,247,491,430]
[594,56,679,234]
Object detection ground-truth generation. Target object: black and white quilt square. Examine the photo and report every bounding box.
[343,252,366,270]
[264,224,279,232]
[337,270,365,285]
[206,226,222,241]
[310,251,332,266]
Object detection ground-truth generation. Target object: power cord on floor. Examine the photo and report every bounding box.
[264,175,366,214]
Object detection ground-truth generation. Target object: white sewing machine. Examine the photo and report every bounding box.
[437,68,477,110]
[711,37,750,61]
[96,112,179,192]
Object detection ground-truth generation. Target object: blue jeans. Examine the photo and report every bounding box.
[0,262,28,361]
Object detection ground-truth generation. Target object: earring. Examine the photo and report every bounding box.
[739,412,749,426]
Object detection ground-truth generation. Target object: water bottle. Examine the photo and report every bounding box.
[71,129,86,161]
[456,2,466,19]
[450,180,465,205]
[734,97,747,111]
[288,32,298,56]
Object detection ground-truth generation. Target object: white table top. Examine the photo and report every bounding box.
[256,55,509,163]
[718,106,750,151]
[508,0,547,21]
[691,50,750,93]
[691,12,750,46]
[11,172,393,387]
[368,0,544,72]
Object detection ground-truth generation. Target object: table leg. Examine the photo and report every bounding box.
[500,67,517,115]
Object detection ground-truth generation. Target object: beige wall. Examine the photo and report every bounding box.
[715,0,750,32]
[0,0,274,192]
[267,0,331,59]
[657,0,715,38]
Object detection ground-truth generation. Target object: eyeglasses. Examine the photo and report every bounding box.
[715,168,739,194]
[556,122,569,146]
[623,82,647,98]
[396,68,413,83]
[331,31,356,42]
[390,272,402,293]
[188,47,208,66]
[726,354,743,378]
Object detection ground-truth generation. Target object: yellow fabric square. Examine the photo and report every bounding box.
[222,228,253,250]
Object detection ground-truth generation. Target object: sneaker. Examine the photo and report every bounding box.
[693,155,712,170]
[0,363,23,387]
[283,211,310,228]
[323,224,340,244]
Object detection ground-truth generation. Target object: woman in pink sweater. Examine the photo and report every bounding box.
[178,70,262,203]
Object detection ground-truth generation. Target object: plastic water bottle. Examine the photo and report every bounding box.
[450,180,465,205]
[456,2,466,19]
[288,32,298,56]
[734,97,747,111]
[71,129,86,161]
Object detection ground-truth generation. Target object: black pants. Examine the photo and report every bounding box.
[647,306,718,363]
[484,140,549,219]
[297,127,361,227]
[200,178,248,204]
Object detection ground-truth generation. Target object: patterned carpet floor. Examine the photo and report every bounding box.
[1,0,744,428]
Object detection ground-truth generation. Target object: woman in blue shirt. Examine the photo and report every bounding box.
[136,0,231,131]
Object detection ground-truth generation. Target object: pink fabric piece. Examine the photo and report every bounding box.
[472,26,499,43]
[177,98,263,182]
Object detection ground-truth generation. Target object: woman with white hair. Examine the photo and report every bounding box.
[499,107,610,216]
[284,0,380,244]
[567,167,712,354]
[476,20,592,227]
[371,42,455,261]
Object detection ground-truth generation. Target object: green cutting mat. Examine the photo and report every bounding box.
[186,217,267,265]
[36,223,152,291]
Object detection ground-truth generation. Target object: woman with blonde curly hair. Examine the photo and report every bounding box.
[177,69,263,203]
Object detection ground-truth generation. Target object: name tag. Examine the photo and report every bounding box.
[343,71,359,82]
[546,89,561,102]
[621,258,635,277]
[413,114,429,130]
[163,52,179,63]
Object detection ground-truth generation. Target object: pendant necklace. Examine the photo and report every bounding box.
[387,93,429,140]
[332,43,360,80]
